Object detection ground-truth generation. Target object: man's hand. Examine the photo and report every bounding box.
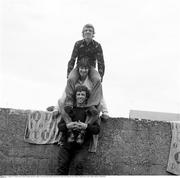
[66,122,78,129]
[76,121,87,130]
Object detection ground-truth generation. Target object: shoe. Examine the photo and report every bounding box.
[76,132,85,145]
[100,113,109,121]
[67,132,75,143]
[46,106,55,112]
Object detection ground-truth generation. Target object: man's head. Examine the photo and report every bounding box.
[82,24,95,39]
[77,57,91,78]
[74,85,90,105]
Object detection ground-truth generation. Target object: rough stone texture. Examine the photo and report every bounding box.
[0,108,172,175]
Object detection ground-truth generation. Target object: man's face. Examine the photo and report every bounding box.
[79,66,89,78]
[76,91,87,105]
[83,27,94,39]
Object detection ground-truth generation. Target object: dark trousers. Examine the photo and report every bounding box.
[57,143,89,175]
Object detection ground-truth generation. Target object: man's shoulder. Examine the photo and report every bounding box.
[92,39,101,47]
[92,39,100,44]
[75,39,84,45]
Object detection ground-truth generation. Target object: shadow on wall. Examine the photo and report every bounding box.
[0,108,173,175]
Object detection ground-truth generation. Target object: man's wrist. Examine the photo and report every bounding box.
[82,123,88,129]
[84,123,88,129]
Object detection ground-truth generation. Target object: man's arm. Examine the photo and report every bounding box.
[58,119,67,132]
[67,42,79,78]
[77,120,100,135]
[58,119,78,132]
[96,43,105,81]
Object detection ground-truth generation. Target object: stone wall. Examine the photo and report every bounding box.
[0,108,172,175]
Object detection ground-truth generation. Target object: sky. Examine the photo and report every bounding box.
[1,0,180,117]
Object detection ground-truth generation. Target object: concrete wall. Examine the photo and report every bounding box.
[0,108,172,175]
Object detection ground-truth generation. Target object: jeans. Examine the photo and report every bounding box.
[57,144,89,175]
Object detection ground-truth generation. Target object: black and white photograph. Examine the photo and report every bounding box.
[0,0,180,175]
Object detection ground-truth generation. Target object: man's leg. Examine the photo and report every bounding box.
[57,91,66,113]
[89,68,109,120]
[61,108,73,124]
[72,146,89,175]
[100,95,109,120]
[89,67,101,84]
[87,67,102,107]
[65,68,79,107]
[57,145,71,175]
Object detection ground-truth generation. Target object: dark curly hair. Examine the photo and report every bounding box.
[73,85,90,104]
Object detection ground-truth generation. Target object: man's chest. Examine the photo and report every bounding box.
[72,108,87,122]
[78,44,97,55]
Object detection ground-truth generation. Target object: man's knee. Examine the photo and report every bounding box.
[93,77,101,84]
[90,68,101,80]
[68,68,79,82]
[67,77,75,88]
[90,75,101,85]
[66,76,78,92]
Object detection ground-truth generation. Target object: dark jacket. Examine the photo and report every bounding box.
[67,39,105,79]
[58,113,100,148]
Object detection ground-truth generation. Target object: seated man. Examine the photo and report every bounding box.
[57,85,100,175]
[66,85,98,145]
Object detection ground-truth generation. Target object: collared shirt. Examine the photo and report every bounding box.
[67,39,105,79]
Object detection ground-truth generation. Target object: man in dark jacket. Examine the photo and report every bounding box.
[57,85,100,175]
[67,24,105,82]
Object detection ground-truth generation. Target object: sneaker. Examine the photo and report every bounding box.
[67,132,75,143]
[46,106,55,112]
[76,132,85,145]
[100,113,109,121]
